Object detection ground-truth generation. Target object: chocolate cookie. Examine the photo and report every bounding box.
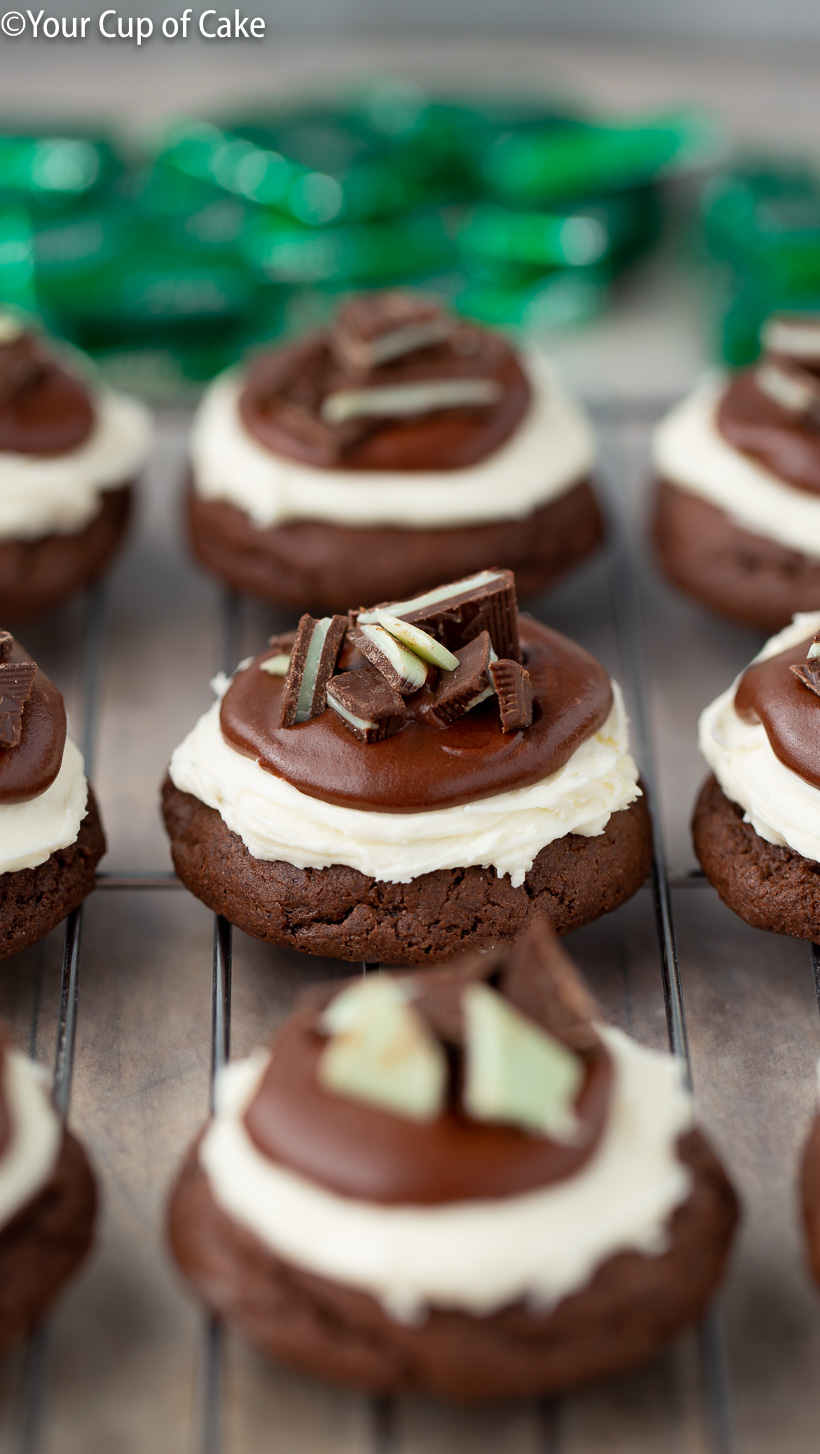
[652,478,820,633]
[0,789,106,961]
[161,777,651,964]
[187,477,603,616]
[801,1114,820,1287]
[0,485,133,623]
[168,1127,737,1400]
[0,1128,96,1350]
[692,773,820,939]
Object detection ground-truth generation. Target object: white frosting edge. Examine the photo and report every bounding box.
[0,738,89,874]
[0,390,153,541]
[199,1025,693,1321]
[168,679,641,887]
[0,1051,62,1230]
[653,378,820,561]
[188,353,596,530]
[698,611,820,863]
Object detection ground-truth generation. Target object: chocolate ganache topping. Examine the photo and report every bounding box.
[243,919,613,1205]
[0,632,67,804]
[735,629,820,789]
[0,317,95,457]
[717,313,820,496]
[238,290,531,472]
[0,1035,11,1161]
[220,570,613,812]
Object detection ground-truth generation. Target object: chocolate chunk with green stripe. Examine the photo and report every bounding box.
[358,567,520,662]
[279,613,347,727]
[351,623,429,696]
[490,658,533,731]
[327,668,406,743]
[0,657,36,748]
[429,631,496,726]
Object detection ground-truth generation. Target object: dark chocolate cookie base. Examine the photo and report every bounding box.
[0,788,106,962]
[187,476,603,614]
[168,1129,737,1400]
[652,477,820,634]
[692,774,820,939]
[0,484,133,624]
[801,1115,820,1288]
[0,1128,96,1351]
[161,778,652,965]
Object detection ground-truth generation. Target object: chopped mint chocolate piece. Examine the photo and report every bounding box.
[321,377,502,427]
[490,657,533,731]
[463,983,584,1142]
[755,360,820,424]
[0,658,36,748]
[790,663,820,699]
[279,613,347,727]
[429,631,496,726]
[333,292,454,371]
[502,918,602,1054]
[327,667,406,743]
[0,333,45,411]
[792,630,820,696]
[259,654,291,676]
[363,611,459,671]
[762,313,820,367]
[358,567,520,662]
[352,623,429,696]
[319,977,447,1123]
[0,632,12,662]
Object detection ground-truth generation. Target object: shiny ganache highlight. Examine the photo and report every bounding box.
[0,326,94,457]
[238,290,531,472]
[242,920,613,1206]
[0,633,66,803]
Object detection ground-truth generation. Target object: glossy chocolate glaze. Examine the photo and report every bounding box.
[0,639,67,805]
[238,324,531,472]
[0,334,95,457]
[220,616,613,812]
[735,632,820,788]
[244,943,613,1206]
[717,369,820,497]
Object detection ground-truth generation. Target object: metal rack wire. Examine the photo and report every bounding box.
[9,400,757,1453]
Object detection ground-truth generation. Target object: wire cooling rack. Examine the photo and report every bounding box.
[6,396,820,1454]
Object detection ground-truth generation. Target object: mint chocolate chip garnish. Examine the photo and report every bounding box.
[332,291,455,372]
[318,977,447,1123]
[790,630,820,698]
[358,567,520,663]
[755,360,820,426]
[490,658,533,731]
[0,658,36,749]
[327,668,406,744]
[361,611,459,672]
[430,631,496,726]
[321,377,503,427]
[351,623,429,696]
[279,613,347,727]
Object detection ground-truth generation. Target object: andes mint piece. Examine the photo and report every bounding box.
[0,334,46,412]
[0,632,12,661]
[321,377,503,427]
[462,982,584,1143]
[351,623,429,696]
[429,632,496,726]
[501,918,601,1054]
[761,313,820,368]
[259,654,291,676]
[279,614,347,727]
[358,567,520,662]
[332,292,455,371]
[318,977,447,1123]
[327,667,406,743]
[790,630,820,697]
[0,659,36,748]
[363,611,458,671]
[490,657,533,731]
[755,360,820,425]
[789,664,820,699]
[243,340,371,462]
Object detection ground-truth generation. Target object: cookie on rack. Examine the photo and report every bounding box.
[0,1022,96,1347]
[162,569,651,964]
[0,631,105,960]
[168,920,738,1398]
[652,313,820,632]
[186,290,602,613]
[0,310,152,621]
[694,611,820,937]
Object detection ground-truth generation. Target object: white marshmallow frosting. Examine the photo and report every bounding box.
[168,677,641,888]
[699,612,820,864]
[0,389,152,542]
[653,378,820,561]
[189,353,596,531]
[199,1025,693,1321]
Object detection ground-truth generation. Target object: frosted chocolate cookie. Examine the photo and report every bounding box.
[0,312,152,621]
[168,921,738,1398]
[162,570,651,964]
[694,611,820,937]
[652,314,820,632]
[187,291,602,613]
[0,631,105,960]
[0,1024,95,1347]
